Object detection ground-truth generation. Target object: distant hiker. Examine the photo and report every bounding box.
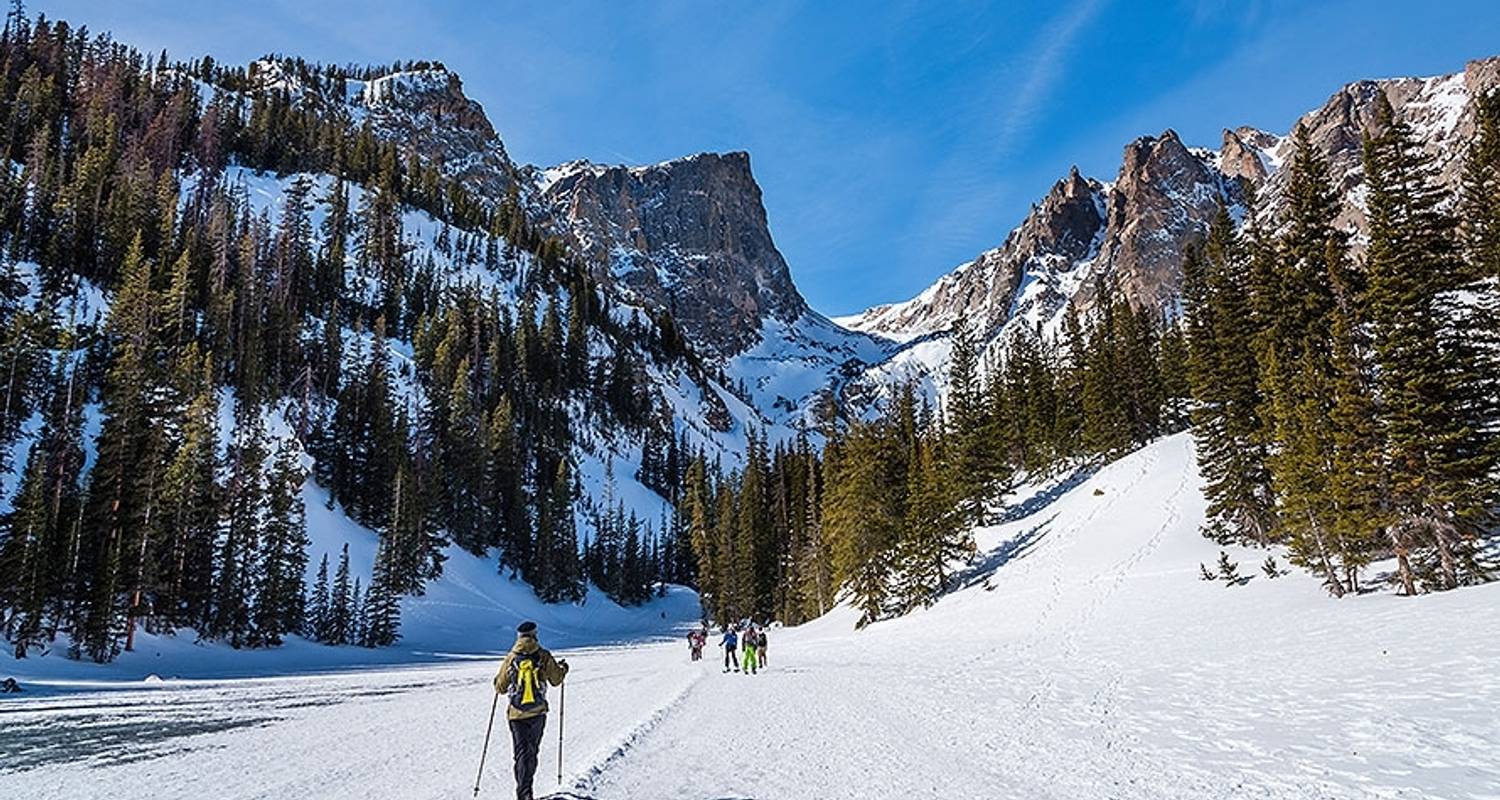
[720,627,739,672]
[687,630,705,661]
[742,626,759,674]
[493,621,569,800]
[756,630,768,666]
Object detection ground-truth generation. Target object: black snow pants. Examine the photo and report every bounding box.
[509,714,547,800]
[724,645,738,670]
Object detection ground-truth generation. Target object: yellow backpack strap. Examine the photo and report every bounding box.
[517,656,537,704]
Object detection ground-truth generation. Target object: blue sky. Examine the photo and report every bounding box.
[39,1,1500,315]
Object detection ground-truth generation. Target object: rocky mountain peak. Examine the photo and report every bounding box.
[838,164,1106,342]
[1082,129,1237,314]
[242,58,523,200]
[539,150,808,356]
[1218,126,1280,185]
[349,66,523,200]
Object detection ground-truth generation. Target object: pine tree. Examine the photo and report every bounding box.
[306,553,330,641]
[158,356,220,632]
[211,398,268,648]
[252,439,308,646]
[822,418,903,627]
[1184,205,1276,545]
[891,428,971,614]
[1364,93,1497,591]
[77,234,161,662]
[944,320,1005,524]
[1259,125,1350,595]
[0,359,85,657]
[362,540,401,647]
[327,543,353,646]
[349,576,365,646]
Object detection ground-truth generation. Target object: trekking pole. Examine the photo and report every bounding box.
[556,679,566,785]
[473,692,500,797]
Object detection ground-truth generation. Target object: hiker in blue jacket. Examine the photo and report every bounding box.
[720,627,739,673]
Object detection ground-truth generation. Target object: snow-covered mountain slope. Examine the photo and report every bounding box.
[9,434,1496,799]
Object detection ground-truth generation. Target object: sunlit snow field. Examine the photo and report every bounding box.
[3,434,1498,799]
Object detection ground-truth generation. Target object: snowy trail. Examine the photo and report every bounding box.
[5,435,1500,799]
[0,642,709,800]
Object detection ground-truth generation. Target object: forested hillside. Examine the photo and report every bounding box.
[0,10,703,663]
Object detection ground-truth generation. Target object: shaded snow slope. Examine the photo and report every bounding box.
[6,434,1497,800]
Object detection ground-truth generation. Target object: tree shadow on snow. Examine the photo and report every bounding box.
[946,515,1056,595]
[998,464,1098,524]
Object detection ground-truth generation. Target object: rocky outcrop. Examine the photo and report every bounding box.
[246,59,524,201]
[845,56,1500,351]
[1218,126,1280,186]
[1083,130,1237,315]
[351,68,524,201]
[539,152,808,356]
[842,167,1106,340]
[1256,56,1500,233]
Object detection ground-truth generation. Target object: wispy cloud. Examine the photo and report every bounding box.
[997,0,1106,152]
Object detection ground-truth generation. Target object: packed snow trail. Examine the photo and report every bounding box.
[1,643,710,800]
[5,435,1500,799]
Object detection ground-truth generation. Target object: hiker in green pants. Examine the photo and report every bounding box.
[741,625,759,674]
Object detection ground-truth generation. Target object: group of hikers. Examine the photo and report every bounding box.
[483,618,775,799]
[701,622,768,674]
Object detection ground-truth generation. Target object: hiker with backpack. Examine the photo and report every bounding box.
[741,625,759,674]
[492,621,569,800]
[687,629,705,661]
[756,629,768,667]
[720,626,739,672]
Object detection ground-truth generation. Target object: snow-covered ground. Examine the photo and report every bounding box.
[5,434,1499,799]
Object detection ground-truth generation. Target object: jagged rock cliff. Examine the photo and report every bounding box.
[842,56,1500,352]
[538,152,809,357]
[844,168,1105,341]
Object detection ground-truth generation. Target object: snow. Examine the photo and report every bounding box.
[6,433,1497,799]
[722,312,897,442]
[358,69,452,108]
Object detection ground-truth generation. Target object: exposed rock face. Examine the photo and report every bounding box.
[352,68,524,201]
[842,167,1106,341]
[846,56,1500,352]
[1257,56,1500,233]
[1218,126,1280,185]
[1084,130,1237,315]
[247,59,524,201]
[539,152,808,356]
